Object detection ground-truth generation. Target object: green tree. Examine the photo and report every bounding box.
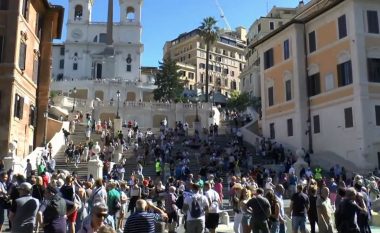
[227,92,262,112]
[153,58,184,102]
[199,17,218,102]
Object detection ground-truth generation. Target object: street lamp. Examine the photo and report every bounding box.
[194,96,200,122]
[69,87,77,112]
[43,110,48,146]
[116,90,121,119]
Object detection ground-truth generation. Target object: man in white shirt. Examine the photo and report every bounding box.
[204,182,220,233]
[183,183,209,233]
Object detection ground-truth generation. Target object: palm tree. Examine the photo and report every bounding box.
[199,17,218,102]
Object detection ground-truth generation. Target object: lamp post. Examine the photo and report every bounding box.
[43,110,48,146]
[69,87,77,112]
[194,96,200,122]
[116,90,120,119]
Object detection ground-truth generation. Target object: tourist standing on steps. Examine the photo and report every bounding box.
[245,188,271,233]
[9,182,39,233]
[0,172,8,232]
[204,182,220,233]
[123,199,168,233]
[183,183,209,233]
[290,184,309,233]
[60,175,78,233]
[317,187,334,233]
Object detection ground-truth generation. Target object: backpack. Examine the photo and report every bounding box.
[190,196,202,218]
[44,195,66,223]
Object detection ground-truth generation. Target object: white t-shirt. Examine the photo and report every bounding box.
[205,189,220,213]
[184,192,209,221]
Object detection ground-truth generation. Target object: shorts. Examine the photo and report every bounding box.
[206,213,220,229]
[292,216,306,232]
[67,210,78,223]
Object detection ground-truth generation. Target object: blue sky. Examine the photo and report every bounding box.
[50,0,303,67]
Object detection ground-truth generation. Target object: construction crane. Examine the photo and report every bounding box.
[214,0,232,31]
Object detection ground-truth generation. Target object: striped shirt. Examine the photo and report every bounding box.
[123,211,160,233]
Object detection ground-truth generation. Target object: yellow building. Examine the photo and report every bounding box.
[252,0,380,170]
[164,28,247,97]
[0,0,63,157]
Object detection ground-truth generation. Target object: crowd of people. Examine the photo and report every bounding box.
[0,111,378,233]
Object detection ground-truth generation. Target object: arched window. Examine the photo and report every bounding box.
[126,54,132,72]
[126,7,135,21]
[74,5,83,20]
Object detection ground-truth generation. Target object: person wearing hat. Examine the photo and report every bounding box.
[9,182,39,233]
[79,202,114,233]
[37,184,68,233]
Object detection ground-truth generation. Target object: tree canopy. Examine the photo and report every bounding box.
[153,58,184,102]
[226,91,261,112]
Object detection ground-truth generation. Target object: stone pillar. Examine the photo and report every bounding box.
[88,142,103,179]
[113,118,122,137]
[4,141,17,172]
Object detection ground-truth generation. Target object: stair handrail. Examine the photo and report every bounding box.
[12,121,69,175]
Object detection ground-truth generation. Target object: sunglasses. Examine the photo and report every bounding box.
[95,213,107,218]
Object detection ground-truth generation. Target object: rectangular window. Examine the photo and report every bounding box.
[126,64,131,72]
[368,58,380,83]
[59,59,64,69]
[284,39,290,60]
[32,58,39,84]
[224,79,228,87]
[287,119,293,137]
[338,15,347,39]
[19,42,27,71]
[29,105,35,126]
[60,47,65,55]
[22,0,29,21]
[269,123,275,139]
[309,31,316,53]
[375,105,380,126]
[0,0,8,10]
[313,115,320,134]
[268,86,274,106]
[209,65,213,71]
[270,22,274,30]
[308,73,321,96]
[344,107,353,128]
[258,23,261,32]
[231,71,235,77]
[99,33,107,43]
[264,48,274,69]
[14,94,24,119]
[367,10,379,34]
[337,60,353,87]
[0,35,4,63]
[73,63,78,70]
[209,75,213,83]
[35,14,42,39]
[285,80,292,101]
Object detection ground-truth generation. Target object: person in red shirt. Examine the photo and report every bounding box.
[41,172,49,188]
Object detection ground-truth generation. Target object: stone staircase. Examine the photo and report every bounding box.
[54,123,102,179]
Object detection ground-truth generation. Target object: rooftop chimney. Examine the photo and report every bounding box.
[299,1,305,8]
[106,0,113,45]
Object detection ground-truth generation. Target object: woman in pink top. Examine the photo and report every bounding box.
[214,178,224,207]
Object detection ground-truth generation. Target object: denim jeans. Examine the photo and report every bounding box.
[292,216,306,232]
